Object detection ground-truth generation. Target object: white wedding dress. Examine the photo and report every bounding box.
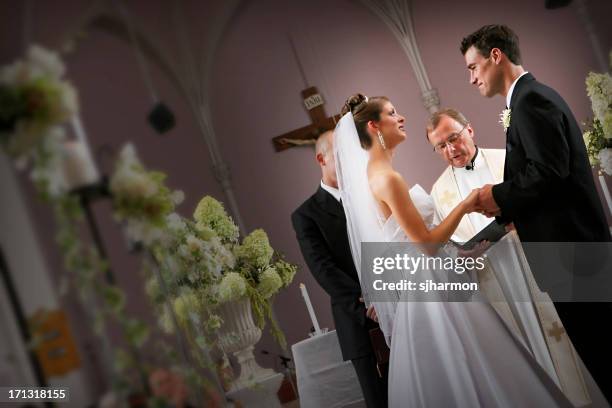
[384,185,571,407]
[332,113,571,408]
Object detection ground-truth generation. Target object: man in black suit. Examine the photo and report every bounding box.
[292,130,387,408]
[461,25,612,400]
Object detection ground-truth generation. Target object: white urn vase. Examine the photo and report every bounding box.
[216,298,277,390]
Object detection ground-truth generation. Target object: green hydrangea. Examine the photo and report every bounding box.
[193,196,239,242]
[274,259,297,288]
[584,130,597,165]
[206,314,222,331]
[195,224,217,241]
[257,267,282,298]
[101,286,125,314]
[603,110,612,140]
[159,307,174,334]
[217,272,247,302]
[235,229,273,269]
[584,118,608,166]
[144,277,163,304]
[173,290,199,325]
[585,72,612,128]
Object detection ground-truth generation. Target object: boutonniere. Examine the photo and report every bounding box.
[499,108,511,132]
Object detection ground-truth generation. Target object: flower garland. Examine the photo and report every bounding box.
[0,46,154,397]
[2,44,298,404]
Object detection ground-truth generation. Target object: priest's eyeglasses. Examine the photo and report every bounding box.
[433,124,468,153]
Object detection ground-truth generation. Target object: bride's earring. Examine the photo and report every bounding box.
[377,130,387,150]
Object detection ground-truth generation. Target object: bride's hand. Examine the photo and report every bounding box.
[461,188,481,213]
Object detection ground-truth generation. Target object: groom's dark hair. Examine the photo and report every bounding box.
[460,25,522,65]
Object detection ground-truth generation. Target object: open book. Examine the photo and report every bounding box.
[451,220,508,250]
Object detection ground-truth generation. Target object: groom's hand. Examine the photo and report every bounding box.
[366,305,378,323]
[478,184,501,217]
[359,297,378,322]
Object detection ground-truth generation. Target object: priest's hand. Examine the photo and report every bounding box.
[477,184,501,217]
[366,304,378,323]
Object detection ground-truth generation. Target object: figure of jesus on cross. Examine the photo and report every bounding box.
[272,86,341,152]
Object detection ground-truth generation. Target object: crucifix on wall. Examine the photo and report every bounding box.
[272,35,341,152]
[272,86,341,151]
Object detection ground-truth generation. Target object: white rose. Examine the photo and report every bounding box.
[115,171,158,198]
[185,234,203,254]
[171,190,185,205]
[27,44,65,79]
[598,148,612,176]
[0,61,26,84]
[166,213,186,232]
[119,143,140,165]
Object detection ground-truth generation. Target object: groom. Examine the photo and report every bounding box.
[461,24,612,399]
[291,131,388,408]
[427,108,592,405]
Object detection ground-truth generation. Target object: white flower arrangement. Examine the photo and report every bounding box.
[217,272,248,302]
[189,195,297,347]
[0,45,79,159]
[583,51,612,175]
[499,108,511,132]
[110,144,183,228]
[110,145,159,199]
[29,126,68,198]
[598,148,612,176]
[586,71,612,140]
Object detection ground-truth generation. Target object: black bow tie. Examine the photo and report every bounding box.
[464,147,479,171]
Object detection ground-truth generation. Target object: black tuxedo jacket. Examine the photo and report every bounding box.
[492,73,610,243]
[291,186,377,360]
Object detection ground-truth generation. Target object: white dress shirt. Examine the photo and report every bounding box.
[453,152,495,234]
[320,180,341,202]
[506,71,529,108]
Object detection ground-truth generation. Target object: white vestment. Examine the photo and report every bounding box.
[431,148,591,407]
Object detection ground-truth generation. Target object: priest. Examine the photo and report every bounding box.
[427,108,591,406]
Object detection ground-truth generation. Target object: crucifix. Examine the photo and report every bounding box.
[547,321,566,343]
[272,35,341,152]
[439,190,458,208]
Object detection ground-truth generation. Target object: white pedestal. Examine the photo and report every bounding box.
[226,372,284,408]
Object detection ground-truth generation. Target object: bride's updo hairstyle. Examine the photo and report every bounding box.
[341,93,389,149]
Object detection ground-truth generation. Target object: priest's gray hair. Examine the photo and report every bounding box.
[425,108,469,141]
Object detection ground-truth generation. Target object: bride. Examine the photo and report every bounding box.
[334,94,571,407]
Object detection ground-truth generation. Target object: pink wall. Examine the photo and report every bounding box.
[1,0,611,384]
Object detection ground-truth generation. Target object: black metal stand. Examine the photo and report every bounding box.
[69,177,151,397]
[70,177,114,284]
[0,247,54,408]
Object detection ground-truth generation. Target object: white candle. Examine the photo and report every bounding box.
[62,140,100,190]
[299,283,321,336]
[599,174,612,217]
[71,115,91,152]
